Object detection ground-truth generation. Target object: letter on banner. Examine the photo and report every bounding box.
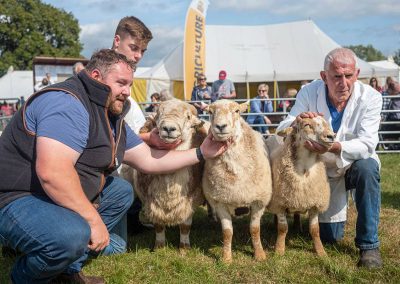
[183,0,209,100]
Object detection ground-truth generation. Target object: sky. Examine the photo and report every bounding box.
[42,0,400,67]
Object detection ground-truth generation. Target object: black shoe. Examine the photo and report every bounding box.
[51,272,105,284]
[357,248,382,269]
[1,246,17,258]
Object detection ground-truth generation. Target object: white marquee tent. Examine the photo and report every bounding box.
[135,20,397,100]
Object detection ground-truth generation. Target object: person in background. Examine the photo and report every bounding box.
[159,89,174,101]
[278,88,298,113]
[191,74,212,115]
[369,77,382,93]
[277,47,382,269]
[45,73,55,85]
[145,92,160,113]
[246,83,273,134]
[380,81,400,150]
[211,70,236,102]
[0,49,228,283]
[73,62,85,75]
[34,77,50,91]
[112,16,152,134]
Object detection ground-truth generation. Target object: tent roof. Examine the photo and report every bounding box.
[138,20,397,82]
[0,70,33,100]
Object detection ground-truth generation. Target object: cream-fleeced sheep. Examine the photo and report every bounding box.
[267,116,334,256]
[203,100,272,263]
[123,100,208,250]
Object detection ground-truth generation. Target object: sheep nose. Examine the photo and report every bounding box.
[162,126,176,133]
[215,124,227,132]
[326,134,335,141]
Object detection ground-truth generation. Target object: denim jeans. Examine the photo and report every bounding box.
[0,176,133,283]
[320,158,381,250]
[251,115,268,134]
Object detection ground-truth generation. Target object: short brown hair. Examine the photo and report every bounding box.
[85,49,136,76]
[115,16,153,43]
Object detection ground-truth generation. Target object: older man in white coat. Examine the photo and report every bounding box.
[277,48,382,269]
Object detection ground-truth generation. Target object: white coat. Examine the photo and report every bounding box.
[277,79,382,222]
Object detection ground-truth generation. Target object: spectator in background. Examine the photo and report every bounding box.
[145,92,160,113]
[191,74,212,115]
[278,88,298,113]
[300,80,310,89]
[382,76,394,93]
[211,70,236,102]
[369,77,382,93]
[246,83,273,134]
[159,89,174,101]
[34,77,50,91]
[381,81,400,150]
[0,101,13,116]
[46,73,55,85]
[73,62,85,75]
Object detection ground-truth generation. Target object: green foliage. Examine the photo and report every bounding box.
[393,49,400,66]
[345,44,386,62]
[0,0,82,76]
[1,154,400,283]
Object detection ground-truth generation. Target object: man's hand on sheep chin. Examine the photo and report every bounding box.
[200,132,230,159]
[147,128,182,150]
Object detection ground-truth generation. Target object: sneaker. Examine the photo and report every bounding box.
[357,248,382,269]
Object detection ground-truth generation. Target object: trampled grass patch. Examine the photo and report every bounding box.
[1,154,400,283]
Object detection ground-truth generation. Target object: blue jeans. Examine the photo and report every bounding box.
[320,158,381,250]
[0,176,133,283]
[251,116,268,134]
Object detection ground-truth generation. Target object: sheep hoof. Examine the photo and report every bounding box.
[254,250,267,261]
[179,242,191,251]
[316,249,327,257]
[275,247,285,256]
[154,241,165,250]
[222,255,232,264]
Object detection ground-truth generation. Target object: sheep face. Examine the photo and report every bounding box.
[155,100,203,144]
[279,116,335,148]
[205,100,248,142]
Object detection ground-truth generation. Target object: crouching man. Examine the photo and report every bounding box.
[0,49,228,283]
[277,48,382,269]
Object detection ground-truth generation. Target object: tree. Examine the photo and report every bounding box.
[345,44,386,62]
[0,0,82,76]
[393,49,400,66]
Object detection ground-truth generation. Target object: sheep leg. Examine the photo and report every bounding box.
[309,210,327,257]
[216,206,233,263]
[179,216,192,251]
[275,213,288,255]
[250,204,266,261]
[154,223,166,249]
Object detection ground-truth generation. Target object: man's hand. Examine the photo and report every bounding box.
[200,133,230,159]
[295,111,324,123]
[147,128,182,150]
[304,140,330,154]
[87,218,110,252]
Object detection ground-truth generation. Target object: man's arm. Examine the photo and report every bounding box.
[36,137,109,252]
[124,133,228,174]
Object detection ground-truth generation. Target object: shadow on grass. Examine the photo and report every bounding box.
[381,191,400,210]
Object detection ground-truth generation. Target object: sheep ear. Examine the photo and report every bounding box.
[277,127,293,137]
[239,102,249,113]
[192,115,204,129]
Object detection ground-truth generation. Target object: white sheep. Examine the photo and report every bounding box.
[124,100,208,251]
[267,116,334,256]
[203,100,272,263]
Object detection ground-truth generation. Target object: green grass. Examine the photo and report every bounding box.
[1,154,400,283]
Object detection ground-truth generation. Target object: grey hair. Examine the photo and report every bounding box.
[324,48,358,71]
[159,89,174,101]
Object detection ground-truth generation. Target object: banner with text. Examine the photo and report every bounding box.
[183,0,209,100]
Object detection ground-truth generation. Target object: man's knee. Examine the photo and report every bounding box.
[351,158,379,180]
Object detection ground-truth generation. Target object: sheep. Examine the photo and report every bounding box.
[267,116,335,256]
[125,99,209,250]
[202,100,272,263]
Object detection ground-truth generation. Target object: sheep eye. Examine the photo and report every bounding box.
[235,109,240,113]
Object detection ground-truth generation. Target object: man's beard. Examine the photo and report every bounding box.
[108,97,125,115]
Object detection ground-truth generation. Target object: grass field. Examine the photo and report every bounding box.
[1,154,399,283]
